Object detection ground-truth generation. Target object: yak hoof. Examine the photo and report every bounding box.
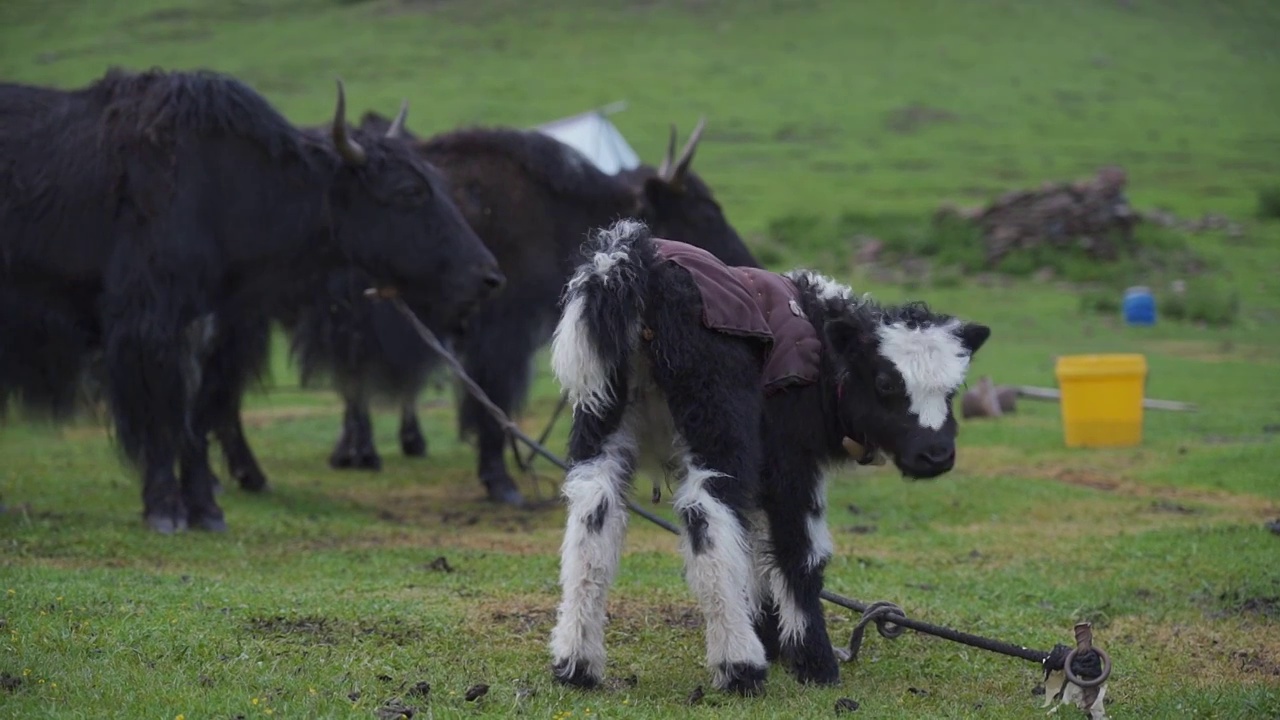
[483,474,525,507]
[400,432,427,458]
[330,448,382,471]
[190,512,228,533]
[551,659,600,689]
[717,662,768,696]
[145,512,189,535]
[231,465,269,493]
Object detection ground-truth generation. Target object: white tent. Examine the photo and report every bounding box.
[533,101,641,175]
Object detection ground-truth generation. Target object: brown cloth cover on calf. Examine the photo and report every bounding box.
[653,239,821,393]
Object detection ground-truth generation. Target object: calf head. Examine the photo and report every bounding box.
[323,82,504,332]
[622,119,759,268]
[824,301,990,479]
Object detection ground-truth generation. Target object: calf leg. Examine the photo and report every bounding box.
[329,394,380,470]
[399,398,427,457]
[672,451,769,695]
[758,470,838,685]
[549,402,637,689]
[746,510,784,663]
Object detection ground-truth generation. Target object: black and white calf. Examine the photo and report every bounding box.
[546,219,990,694]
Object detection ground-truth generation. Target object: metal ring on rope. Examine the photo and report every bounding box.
[1063,646,1112,688]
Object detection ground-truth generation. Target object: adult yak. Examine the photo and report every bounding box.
[210,116,758,507]
[0,68,504,533]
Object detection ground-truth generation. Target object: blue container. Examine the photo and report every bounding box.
[1122,286,1156,326]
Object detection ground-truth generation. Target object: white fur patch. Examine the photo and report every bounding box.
[674,460,767,684]
[876,320,970,430]
[805,474,833,572]
[550,295,615,418]
[783,269,857,304]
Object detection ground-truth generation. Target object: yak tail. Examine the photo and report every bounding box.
[550,218,655,420]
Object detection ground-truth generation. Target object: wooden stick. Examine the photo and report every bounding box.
[1012,385,1197,412]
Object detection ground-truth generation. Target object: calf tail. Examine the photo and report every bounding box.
[550,219,655,420]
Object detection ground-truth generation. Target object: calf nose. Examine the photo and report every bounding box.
[917,443,955,468]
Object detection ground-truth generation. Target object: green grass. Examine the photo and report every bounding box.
[4,0,1280,718]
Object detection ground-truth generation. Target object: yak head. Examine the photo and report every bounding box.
[817,289,991,480]
[621,119,760,269]
[323,81,504,333]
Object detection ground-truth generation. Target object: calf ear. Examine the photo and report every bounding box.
[824,315,872,356]
[957,322,991,355]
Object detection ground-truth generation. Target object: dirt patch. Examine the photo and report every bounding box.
[1211,593,1280,621]
[478,595,703,638]
[884,104,957,134]
[962,446,1280,519]
[1146,340,1278,365]
[1231,649,1280,677]
[243,613,424,645]
[239,404,341,428]
[0,672,22,692]
[1109,616,1280,687]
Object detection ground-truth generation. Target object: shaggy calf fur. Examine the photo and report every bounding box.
[547,220,990,694]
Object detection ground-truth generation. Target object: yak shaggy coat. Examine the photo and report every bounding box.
[546,219,990,695]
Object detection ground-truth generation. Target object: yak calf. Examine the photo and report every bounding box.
[547,220,990,695]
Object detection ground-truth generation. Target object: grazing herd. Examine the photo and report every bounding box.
[1,66,991,696]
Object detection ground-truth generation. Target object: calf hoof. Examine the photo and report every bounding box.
[551,659,600,689]
[330,448,382,471]
[231,464,269,493]
[400,431,427,458]
[483,474,525,507]
[716,662,768,696]
[791,656,840,686]
[145,511,189,535]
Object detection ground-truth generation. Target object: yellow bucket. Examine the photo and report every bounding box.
[1054,354,1148,448]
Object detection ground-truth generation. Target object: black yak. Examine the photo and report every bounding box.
[211,116,758,507]
[0,68,503,533]
[547,220,990,695]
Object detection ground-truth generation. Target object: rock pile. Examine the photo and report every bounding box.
[937,166,1138,268]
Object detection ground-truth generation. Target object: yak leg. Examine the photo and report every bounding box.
[457,320,538,506]
[549,398,637,689]
[213,408,268,492]
[329,392,381,470]
[178,431,226,532]
[757,466,839,685]
[204,306,270,493]
[399,398,427,457]
[103,275,194,534]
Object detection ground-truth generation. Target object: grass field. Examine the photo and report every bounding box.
[3,1,1280,718]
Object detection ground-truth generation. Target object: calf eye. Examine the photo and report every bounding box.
[875,374,903,397]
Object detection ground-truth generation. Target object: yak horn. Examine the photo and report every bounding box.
[668,115,706,187]
[657,123,678,180]
[385,99,409,139]
[331,78,367,166]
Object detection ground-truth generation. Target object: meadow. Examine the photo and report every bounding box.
[3,0,1280,717]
